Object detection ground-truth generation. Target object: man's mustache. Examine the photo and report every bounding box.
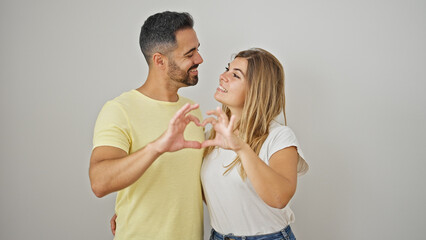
[188,65,199,72]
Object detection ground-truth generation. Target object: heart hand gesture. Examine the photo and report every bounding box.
[154,103,203,153]
[201,107,243,151]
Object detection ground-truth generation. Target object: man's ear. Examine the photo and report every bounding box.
[152,53,167,70]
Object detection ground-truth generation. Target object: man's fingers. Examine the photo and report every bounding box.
[110,214,117,236]
[183,141,202,149]
[186,114,202,126]
[170,103,200,126]
[201,139,219,148]
[177,103,191,115]
[170,103,191,124]
[183,103,199,116]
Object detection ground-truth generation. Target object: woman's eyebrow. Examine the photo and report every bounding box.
[229,63,245,77]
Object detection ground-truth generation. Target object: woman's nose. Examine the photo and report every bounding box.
[220,73,229,82]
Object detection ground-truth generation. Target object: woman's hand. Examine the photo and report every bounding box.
[201,107,243,151]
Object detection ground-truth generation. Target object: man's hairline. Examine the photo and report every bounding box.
[147,26,196,64]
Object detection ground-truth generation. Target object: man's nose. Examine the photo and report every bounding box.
[194,51,203,64]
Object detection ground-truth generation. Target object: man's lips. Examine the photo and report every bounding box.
[188,65,199,74]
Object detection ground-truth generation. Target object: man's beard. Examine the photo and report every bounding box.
[167,60,199,86]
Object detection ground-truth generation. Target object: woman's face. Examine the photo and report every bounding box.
[214,57,248,109]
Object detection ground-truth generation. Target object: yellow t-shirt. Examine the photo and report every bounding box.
[93,90,204,240]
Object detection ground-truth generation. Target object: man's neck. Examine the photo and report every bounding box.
[137,73,181,102]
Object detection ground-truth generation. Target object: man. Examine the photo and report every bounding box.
[89,11,204,239]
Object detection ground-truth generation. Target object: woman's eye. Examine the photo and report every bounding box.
[225,67,229,71]
[233,73,240,79]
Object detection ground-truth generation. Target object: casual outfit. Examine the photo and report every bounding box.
[93,89,204,240]
[201,120,308,239]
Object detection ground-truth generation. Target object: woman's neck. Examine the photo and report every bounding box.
[228,107,243,123]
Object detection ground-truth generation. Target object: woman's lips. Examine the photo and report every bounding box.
[217,85,228,93]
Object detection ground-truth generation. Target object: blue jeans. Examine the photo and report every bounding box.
[209,225,296,240]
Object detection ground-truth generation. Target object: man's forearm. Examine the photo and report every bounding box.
[89,142,163,198]
[89,103,202,198]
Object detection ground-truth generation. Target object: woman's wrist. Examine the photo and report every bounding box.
[233,138,248,154]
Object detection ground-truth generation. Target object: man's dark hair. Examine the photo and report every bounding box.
[139,11,194,64]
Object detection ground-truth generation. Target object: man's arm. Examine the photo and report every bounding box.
[89,103,202,198]
[89,143,160,198]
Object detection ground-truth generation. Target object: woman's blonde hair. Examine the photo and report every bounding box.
[204,48,287,179]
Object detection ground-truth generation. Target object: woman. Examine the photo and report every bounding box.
[201,48,308,240]
[111,48,308,239]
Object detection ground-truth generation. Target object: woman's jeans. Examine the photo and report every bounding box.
[209,225,296,240]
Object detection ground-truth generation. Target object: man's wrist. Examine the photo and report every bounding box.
[146,141,165,157]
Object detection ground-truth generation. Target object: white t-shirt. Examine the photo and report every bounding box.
[201,120,308,235]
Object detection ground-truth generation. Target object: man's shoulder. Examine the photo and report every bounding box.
[110,89,137,103]
[102,90,142,110]
[96,90,138,116]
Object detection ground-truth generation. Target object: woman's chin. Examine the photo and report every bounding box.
[214,92,224,103]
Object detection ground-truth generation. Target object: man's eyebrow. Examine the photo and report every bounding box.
[183,43,200,56]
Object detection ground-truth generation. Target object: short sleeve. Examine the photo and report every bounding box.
[92,101,131,153]
[263,126,309,175]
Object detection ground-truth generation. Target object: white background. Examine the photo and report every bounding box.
[1,0,425,239]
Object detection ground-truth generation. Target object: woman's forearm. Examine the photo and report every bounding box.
[236,143,297,209]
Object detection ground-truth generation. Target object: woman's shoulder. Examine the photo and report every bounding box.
[267,120,309,175]
[268,120,296,138]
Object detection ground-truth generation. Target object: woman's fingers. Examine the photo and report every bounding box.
[206,110,220,118]
[201,117,218,127]
[217,107,229,125]
[206,107,230,125]
[228,115,236,131]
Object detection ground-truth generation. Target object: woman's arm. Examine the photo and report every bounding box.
[201,107,298,209]
[236,144,298,209]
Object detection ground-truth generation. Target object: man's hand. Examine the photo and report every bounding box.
[89,103,203,198]
[110,213,117,236]
[152,103,203,154]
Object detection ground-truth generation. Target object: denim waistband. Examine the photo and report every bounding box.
[210,225,294,240]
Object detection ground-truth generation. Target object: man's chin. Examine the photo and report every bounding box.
[183,77,198,86]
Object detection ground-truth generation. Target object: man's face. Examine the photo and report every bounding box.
[166,28,203,86]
